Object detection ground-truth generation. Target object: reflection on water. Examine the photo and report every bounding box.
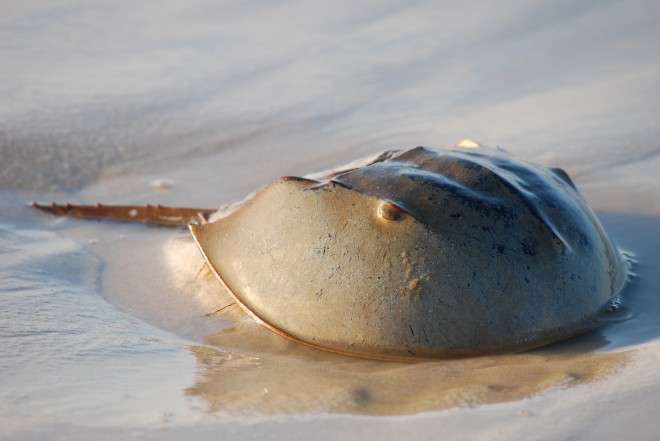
[187,321,627,415]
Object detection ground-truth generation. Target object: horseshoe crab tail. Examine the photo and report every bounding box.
[31,202,216,228]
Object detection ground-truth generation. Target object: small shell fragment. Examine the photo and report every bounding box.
[456,138,481,149]
[150,178,175,191]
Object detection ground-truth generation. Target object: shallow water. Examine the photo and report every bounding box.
[0,218,202,431]
[3,1,660,440]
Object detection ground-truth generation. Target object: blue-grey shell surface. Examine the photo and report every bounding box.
[190,146,627,359]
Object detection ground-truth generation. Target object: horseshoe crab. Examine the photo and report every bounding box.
[34,145,628,360]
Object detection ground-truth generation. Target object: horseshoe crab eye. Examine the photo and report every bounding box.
[377,201,405,221]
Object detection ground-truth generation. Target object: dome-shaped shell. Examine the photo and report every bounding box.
[190,147,627,359]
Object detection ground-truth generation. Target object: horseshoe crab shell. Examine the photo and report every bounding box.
[190,146,627,359]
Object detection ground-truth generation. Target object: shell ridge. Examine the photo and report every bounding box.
[433,149,573,250]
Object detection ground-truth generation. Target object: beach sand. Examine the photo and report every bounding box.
[2,1,660,439]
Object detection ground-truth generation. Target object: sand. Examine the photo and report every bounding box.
[2,1,660,440]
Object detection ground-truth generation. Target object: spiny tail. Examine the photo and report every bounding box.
[32,202,216,228]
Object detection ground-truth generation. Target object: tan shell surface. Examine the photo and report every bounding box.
[190,147,627,359]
